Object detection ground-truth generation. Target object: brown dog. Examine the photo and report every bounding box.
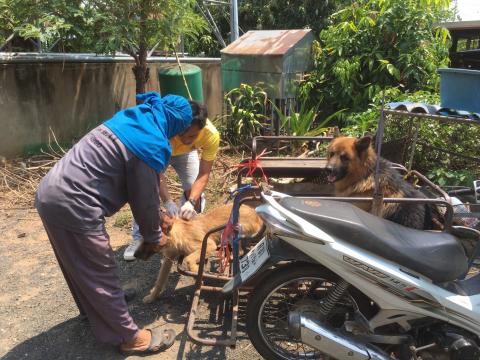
[138,203,264,304]
[326,136,436,229]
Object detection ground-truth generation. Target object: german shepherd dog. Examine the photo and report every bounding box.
[137,204,264,304]
[326,136,436,230]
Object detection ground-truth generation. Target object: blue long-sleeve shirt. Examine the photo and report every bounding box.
[35,125,163,244]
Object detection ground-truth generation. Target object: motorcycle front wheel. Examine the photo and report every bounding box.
[246,263,353,360]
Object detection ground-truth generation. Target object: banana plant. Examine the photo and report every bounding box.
[223,84,268,145]
[274,100,345,137]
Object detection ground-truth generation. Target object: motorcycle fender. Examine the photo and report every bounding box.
[222,236,315,294]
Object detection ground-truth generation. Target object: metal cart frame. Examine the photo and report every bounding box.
[184,106,480,347]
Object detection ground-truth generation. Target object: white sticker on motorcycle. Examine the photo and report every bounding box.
[240,237,270,282]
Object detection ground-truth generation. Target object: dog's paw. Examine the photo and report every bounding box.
[143,294,156,304]
[143,288,167,304]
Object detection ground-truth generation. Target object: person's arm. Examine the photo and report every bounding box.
[186,159,214,203]
[159,172,170,203]
[186,123,220,203]
[180,121,219,219]
[159,172,180,217]
[179,159,213,219]
[126,157,165,245]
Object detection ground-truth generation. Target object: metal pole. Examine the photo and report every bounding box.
[371,92,386,216]
[374,92,386,194]
[197,2,227,48]
[407,118,420,171]
[230,0,239,42]
[205,7,227,48]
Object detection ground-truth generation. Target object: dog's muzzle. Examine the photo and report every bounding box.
[325,165,342,183]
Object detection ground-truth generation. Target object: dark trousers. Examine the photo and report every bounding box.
[41,219,138,345]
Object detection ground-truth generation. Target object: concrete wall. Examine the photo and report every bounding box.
[0,55,222,157]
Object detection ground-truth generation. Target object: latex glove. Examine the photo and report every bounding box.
[180,201,197,220]
[165,199,179,217]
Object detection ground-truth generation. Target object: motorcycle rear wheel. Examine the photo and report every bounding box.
[246,263,352,360]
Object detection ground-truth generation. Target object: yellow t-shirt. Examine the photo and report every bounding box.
[170,119,220,161]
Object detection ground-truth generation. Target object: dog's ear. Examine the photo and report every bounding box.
[161,214,174,234]
[355,136,372,154]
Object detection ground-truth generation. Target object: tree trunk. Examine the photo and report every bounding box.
[132,0,150,105]
[132,51,149,104]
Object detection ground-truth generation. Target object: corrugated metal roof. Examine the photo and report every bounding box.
[388,101,480,120]
[221,29,312,56]
[440,20,480,31]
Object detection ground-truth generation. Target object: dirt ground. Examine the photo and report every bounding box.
[0,206,263,360]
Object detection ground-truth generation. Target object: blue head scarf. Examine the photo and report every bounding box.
[104,92,192,172]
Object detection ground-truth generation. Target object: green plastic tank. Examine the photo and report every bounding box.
[158,63,204,102]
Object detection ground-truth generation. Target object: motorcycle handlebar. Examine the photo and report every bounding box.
[447,180,480,198]
[447,188,475,196]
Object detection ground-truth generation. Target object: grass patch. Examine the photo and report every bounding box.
[114,208,133,228]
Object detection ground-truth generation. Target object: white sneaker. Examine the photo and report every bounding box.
[123,239,143,261]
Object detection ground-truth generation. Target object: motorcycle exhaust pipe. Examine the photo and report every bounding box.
[288,312,394,360]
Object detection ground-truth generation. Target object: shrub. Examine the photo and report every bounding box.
[342,87,480,187]
[298,0,452,114]
[221,84,268,146]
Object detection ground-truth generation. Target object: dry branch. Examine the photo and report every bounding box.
[1,138,245,210]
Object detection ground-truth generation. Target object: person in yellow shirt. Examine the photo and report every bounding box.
[124,103,220,260]
[168,119,220,218]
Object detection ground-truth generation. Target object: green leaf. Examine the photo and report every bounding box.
[386,63,401,80]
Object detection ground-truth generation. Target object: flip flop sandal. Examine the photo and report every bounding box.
[121,328,176,355]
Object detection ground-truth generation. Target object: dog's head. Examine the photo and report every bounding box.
[325,136,373,183]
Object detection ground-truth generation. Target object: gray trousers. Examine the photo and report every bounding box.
[132,151,204,240]
[42,219,139,344]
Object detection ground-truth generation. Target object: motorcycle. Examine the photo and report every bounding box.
[223,181,480,360]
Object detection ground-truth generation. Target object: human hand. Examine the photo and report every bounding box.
[179,201,197,220]
[165,199,179,217]
[134,241,164,260]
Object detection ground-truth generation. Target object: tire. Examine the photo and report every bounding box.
[246,263,345,360]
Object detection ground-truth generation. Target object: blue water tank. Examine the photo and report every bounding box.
[438,68,480,113]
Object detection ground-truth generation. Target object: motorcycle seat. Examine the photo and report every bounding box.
[279,197,468,283]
